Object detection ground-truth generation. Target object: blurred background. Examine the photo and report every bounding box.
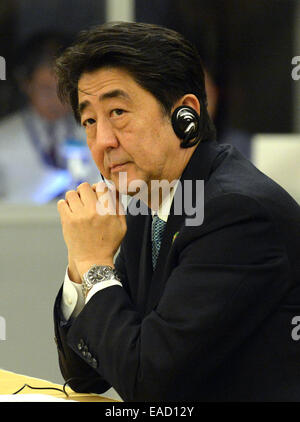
[0,0,299,399]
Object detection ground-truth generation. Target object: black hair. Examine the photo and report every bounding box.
[55,21,216,142]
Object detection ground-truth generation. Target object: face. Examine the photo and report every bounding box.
[26,64,69,121]
[78,67,191,200]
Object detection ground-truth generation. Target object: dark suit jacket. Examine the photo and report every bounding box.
[54,140,300,401]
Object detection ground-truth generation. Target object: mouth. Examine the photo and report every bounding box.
[109,162,130,173]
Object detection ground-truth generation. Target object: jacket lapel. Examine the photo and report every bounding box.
[136,213,153,315]
[145,140,223,314]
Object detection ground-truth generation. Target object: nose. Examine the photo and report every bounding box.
[96,117,119,151]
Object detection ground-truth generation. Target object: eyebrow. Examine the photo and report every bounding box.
[77,89,131,117]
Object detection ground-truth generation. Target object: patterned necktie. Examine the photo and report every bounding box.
[151,214,167,270]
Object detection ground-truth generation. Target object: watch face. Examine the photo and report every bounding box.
[88,267,103,283]
[87,266,114,284]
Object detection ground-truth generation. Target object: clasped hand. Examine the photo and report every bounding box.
[57,181,127,281]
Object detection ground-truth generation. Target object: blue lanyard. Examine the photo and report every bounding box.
[22,110,58,167]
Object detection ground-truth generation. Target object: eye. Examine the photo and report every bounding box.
[111,109,125,118]
[82,118,96,127]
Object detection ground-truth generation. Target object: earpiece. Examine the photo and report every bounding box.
[171,106,200,148]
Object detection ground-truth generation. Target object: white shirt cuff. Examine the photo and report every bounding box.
[61,267,123,320]
[61,267,85,320]
[85,279,123,304]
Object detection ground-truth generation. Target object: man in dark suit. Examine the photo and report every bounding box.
[53,22,300,401]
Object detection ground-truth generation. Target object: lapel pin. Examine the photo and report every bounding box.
[172,231,179,244]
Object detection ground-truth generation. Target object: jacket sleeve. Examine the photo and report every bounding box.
[53,243,128,394]
[62,194,291,401]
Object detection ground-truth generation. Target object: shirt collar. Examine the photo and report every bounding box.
[151,180,179,222]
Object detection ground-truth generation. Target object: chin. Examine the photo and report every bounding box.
[113,171,148,198]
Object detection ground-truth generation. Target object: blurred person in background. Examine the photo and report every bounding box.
[0,31,99,203]
[0,0,17,121]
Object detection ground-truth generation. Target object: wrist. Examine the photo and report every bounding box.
[77,259,115,279]
[67,257,82,284]
[81,264,120,298]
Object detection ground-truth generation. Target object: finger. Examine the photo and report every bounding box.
[95,181,126,216]
[95,182,119,215]
[95,181,116,203]
[94,180,109,194]
[57,199,71,219]
[65,190,83,213]
[77,182,98,206]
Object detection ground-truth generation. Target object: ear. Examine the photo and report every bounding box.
[172,94,201,116]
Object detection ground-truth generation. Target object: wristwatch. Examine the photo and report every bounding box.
[82,265,120,297]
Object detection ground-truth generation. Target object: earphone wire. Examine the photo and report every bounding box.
[11,377,96,398]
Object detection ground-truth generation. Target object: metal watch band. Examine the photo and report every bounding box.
[82,265,120,297]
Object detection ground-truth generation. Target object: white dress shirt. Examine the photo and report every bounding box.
[61,180,179,321]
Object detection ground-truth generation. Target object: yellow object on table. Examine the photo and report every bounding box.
[0,368,117,402]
